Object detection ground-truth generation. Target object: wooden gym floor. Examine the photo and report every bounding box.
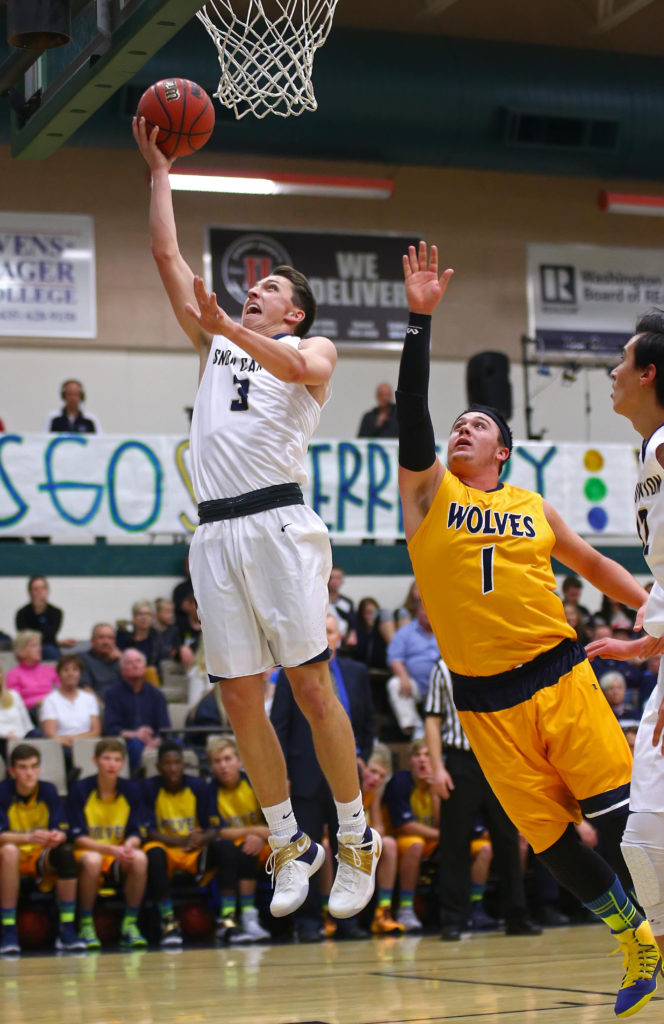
[0,926,660,1024]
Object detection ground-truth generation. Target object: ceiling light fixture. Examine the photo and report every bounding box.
[168,168,394,199]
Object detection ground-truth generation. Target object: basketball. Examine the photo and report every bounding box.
[93,904,121,945]
[17,908,51,950]
[179,902,214,940]
[136,78,215,159]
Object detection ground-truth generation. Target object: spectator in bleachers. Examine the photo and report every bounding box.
[588,622,644,691]
[143,741,226,948]
[154,598,179,660]
[116,601,167,679]
[383,738,440,932]
[599,595,636,630]
[638,654,660,713]
[563,602,590,646]
[45,379,100,434]
[172,553,194,636]
[68,738,147,950]
[357,381,398,439]
[177,593,203,669]
[0,742,84,954]
[599,670,638,722]
[79,623,123,698]
[103,649,170,775]
[352,597,394,672]
[40,654,101,749]
[386,601,439,737]
[6,631,58,713]
[15,576,75,660]
[394,580,420,630]
[207,737,272,944]
[0,665,39,760]
[327,566,357,646]
[560,575,592,628]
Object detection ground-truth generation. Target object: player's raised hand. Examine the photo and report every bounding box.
[403,241,454,316]
[132,115,174,173]
[186,276,234,337]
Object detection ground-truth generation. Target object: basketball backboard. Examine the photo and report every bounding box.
[7,0,206,159]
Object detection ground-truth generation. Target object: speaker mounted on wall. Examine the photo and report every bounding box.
[466,351,512,421]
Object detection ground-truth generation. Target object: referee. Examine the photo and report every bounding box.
[424,658,541,940]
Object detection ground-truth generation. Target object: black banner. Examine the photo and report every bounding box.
[206,227,413,344]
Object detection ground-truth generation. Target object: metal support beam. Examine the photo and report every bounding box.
[10,0,205,159]
[593,0,655,33]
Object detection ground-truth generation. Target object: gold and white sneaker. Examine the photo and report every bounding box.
[329,828,382,920]
[266,831,325,918]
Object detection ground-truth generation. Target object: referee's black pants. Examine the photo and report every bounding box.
[439,747,528,929]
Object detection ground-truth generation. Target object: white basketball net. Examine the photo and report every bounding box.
[197,0,339,119]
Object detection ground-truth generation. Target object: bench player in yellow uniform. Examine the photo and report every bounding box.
[142,740,226,947]
[395,241,660,1017]
[0,743,84,954]
[68,738,147,950]
[207,737,271,943]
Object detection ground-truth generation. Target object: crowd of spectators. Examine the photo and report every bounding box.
[0,566,657,954]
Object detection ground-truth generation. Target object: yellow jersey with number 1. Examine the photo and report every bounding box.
[408,470,575,677]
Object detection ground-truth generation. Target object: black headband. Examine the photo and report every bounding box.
[458,406,513,457]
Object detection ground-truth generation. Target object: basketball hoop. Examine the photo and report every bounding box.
[197,0,339,119]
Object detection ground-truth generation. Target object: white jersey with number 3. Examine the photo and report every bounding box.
[190,332,327,503]
[637,423,664,637]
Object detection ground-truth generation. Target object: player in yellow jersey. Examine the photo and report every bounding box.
[143,741,225,948]
[207,737,272,943]
[68,738,148,950]
[0,744,84,954]
[396,241,660,1017]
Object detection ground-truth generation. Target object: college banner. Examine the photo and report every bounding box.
[0,212,96,338]
[526,242,664,354]
[206,226,411,344]
[0,434,641,541]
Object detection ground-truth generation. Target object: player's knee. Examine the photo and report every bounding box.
[131,849,148,874]
[80,850,103,875]
[622,812,664,912]
[50,843,77,880]
[0,843,19,867]
[291,678,330,722]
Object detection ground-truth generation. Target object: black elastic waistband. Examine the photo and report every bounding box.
[452,638,586,713]
[198,483,304,523]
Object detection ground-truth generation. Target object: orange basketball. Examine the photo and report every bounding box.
[137,78,215,159]
[17,908,51,949]
[179,902,214,940]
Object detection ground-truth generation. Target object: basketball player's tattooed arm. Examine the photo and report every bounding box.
[133,117,212,364]
[397,242,454,541]
[185,275,337,386]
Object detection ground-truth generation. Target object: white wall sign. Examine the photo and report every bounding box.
[527,242,664,354]
[0,212,96,338]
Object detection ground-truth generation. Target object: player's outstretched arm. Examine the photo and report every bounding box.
[133,116,211,355]
[544,500,650,610]
[186,275,337,386]
[397,242,454,541]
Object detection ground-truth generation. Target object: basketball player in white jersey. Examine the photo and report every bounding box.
[133,116,380,922]
[587,311,664,960]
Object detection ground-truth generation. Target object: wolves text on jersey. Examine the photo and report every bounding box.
[635,475,662,503]
[212,348,263,374]
[447,502,536,538]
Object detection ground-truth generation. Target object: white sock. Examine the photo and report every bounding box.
[263,798,297,841]
[335,794,367,839]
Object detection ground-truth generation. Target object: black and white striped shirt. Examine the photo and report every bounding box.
[424,657,471,752]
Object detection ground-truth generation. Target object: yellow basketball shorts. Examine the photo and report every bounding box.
[142,842,201,877]
[396,835,438,860]
[454,640,632,854]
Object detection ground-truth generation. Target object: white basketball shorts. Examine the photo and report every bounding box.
[189,502,332,678]
[630,664,664,814]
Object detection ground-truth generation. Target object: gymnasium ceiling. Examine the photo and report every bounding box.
[2,0,664,176]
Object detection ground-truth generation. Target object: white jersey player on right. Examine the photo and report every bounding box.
[588,313,664,959]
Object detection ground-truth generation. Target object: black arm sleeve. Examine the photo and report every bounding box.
[396,313,436,471]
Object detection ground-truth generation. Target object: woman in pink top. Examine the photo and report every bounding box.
[6,630,58,711]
